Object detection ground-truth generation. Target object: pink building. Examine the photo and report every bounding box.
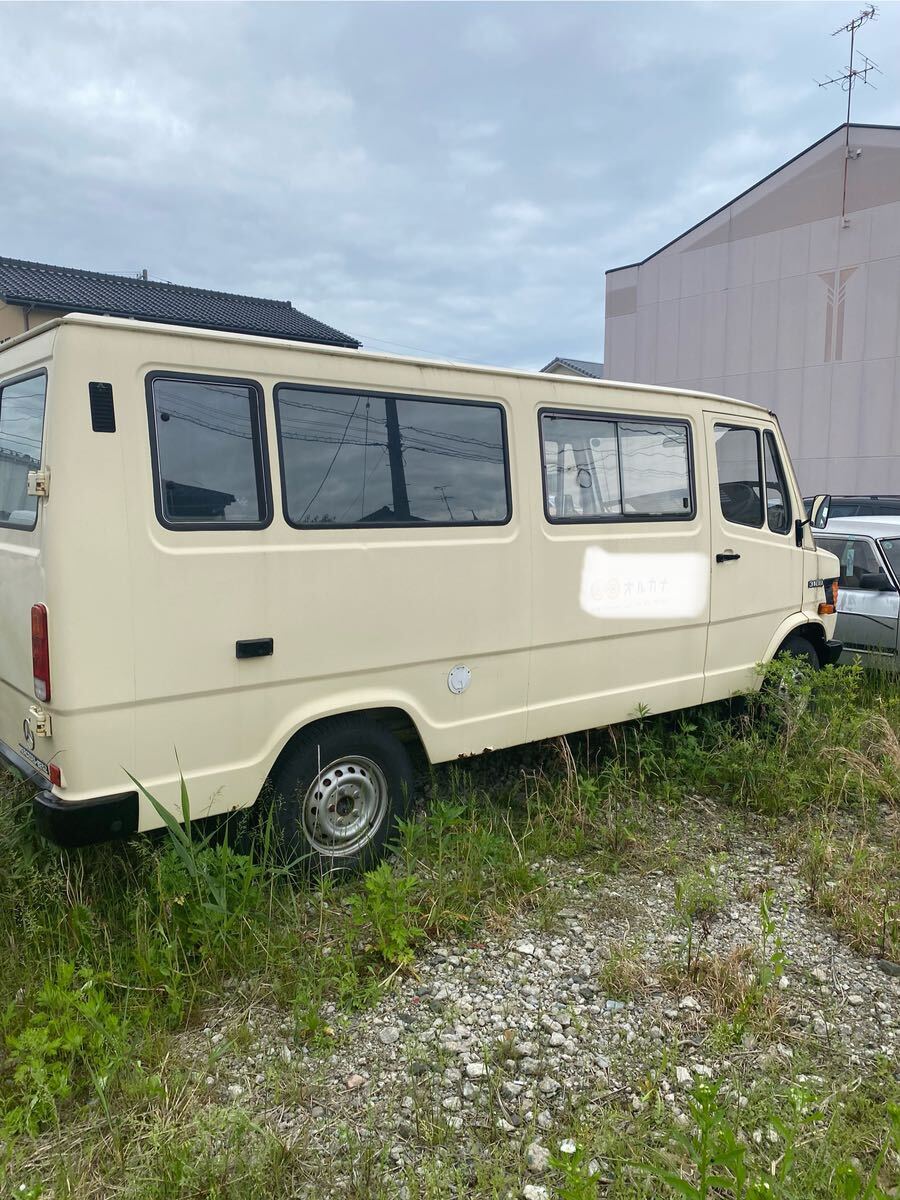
[604,123,900,494]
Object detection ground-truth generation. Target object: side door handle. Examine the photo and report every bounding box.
[716,551,741,563]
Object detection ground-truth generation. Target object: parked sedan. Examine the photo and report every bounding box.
[803,494,900,518]
[813,516,900,667]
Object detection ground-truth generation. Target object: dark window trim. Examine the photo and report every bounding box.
[875,538,900,590]
[273,382,513,530]
[145,371,273,532]
[538,407,696,525]
[763,429,793,536]
[0,367,48,534]
[714,422,764,530]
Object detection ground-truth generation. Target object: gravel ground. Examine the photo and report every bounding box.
[177,805,899,1196]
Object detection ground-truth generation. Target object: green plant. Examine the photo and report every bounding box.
[833,1104,900,1199]
[637,1081,756,1199]
[349,861,423,966]
[597,938,647,999]
[549,1141,600,1199]
[674,863,726,978]
[2,961,125,1133]
[757,889,786,991]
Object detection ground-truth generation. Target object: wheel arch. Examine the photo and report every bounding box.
[265,701,431,787]
[763,616,830,666]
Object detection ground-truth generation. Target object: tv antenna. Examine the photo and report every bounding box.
[817,5,881,218]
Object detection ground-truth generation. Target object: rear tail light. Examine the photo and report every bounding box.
[31,603,51,702]
[819,577,839,616]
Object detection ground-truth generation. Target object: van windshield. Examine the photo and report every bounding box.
[0,374,46,529]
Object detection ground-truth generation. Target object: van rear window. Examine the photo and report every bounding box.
[0,372,46,531]
[148,375,270,528]
[275,385,510,527]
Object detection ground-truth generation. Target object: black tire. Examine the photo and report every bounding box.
[775,632,821,669]
[265,716,415,874]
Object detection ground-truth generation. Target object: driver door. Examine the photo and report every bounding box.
[703,414,804,700]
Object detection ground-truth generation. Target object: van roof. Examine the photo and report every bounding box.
[1,312,765,414]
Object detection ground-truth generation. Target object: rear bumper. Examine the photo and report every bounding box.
[0,737,138,847]
[822,638,844,666]
[32,789,139,848]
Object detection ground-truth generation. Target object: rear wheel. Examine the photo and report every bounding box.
[265,717,415,873]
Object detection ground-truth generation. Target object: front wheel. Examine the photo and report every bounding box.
[266,717,415,873]
[766,632,820,721]
[775,632,821,670]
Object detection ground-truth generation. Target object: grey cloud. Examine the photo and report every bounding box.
[1,1,898,369]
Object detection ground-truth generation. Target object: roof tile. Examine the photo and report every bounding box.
[0,255,359,347]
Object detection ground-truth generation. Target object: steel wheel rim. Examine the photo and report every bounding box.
[302,755,389,857]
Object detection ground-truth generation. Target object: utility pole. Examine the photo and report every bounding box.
[384,398,411,520]
[817,5,881,220]
[434,485,456,521]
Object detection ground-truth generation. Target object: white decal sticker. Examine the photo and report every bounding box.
[579,547,708,620]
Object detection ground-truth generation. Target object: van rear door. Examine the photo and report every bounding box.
[0,370,49,778]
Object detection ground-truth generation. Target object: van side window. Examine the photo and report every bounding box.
[148,376,268,527]
[714,424,763,528]
[275,386,510,527]
[540,412,692,522]
[763,431,791,534]
[0,373,46,531]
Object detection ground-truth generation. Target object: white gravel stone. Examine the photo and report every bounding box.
[523,1186,550,1200]
[525,1141,551,1174]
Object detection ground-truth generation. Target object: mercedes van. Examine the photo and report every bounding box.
[0,315,840,868]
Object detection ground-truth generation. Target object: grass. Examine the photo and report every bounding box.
[0,656,898,1195]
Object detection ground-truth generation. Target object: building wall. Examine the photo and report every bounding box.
[0,301,61,343]
[605,125,900,494]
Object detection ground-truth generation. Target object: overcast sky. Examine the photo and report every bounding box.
[2,1,898,369]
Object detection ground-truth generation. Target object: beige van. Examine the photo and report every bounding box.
[0,315,840,868]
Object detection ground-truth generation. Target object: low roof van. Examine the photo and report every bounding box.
[0,315,840,869]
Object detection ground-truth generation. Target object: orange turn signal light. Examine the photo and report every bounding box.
[818,603,835,616]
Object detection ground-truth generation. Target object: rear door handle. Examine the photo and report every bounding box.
[716,551,741,563]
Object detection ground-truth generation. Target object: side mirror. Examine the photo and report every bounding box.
[810,494,832,530]
[795,493,832,545]
[858,572,895,592]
